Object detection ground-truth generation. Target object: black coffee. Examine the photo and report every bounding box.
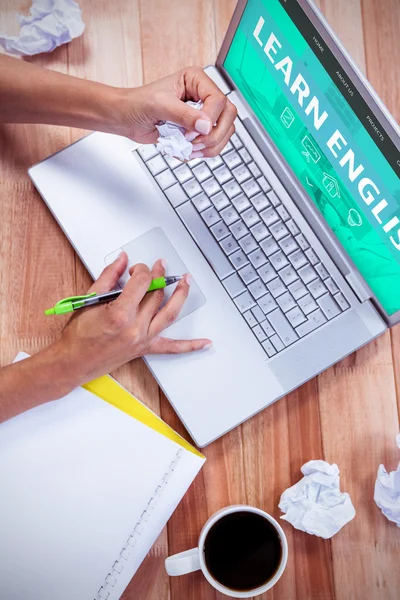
[204,511,282,592]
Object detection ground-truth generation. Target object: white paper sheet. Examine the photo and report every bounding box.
[374,434,400,527]
[156,100,203,161]
[278,460,356,539]
[0,0,85,56]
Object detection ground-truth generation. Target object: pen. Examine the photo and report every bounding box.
[44,275,183,315]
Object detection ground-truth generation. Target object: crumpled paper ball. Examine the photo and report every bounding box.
[374,434,400,527]
[156,100,203,161]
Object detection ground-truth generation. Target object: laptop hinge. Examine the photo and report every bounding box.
[345,271,372,303]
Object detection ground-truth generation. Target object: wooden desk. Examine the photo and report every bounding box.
[1,1,400,599]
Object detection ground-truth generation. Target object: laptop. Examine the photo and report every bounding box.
[29,0,400,447]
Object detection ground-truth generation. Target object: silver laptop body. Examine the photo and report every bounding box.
[29,0,400,446]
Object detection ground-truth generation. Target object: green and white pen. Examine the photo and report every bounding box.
[44,275,183,315]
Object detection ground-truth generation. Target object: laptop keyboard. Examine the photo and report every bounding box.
[135,132,350,358]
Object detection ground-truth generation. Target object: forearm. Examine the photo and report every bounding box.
[0,54,126,134]
[0,343,82,423]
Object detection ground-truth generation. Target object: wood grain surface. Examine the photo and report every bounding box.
[0,1,399,599]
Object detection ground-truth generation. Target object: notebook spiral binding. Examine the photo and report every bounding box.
[95,448,183,600]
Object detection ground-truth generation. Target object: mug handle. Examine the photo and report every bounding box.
[165,548,201,576]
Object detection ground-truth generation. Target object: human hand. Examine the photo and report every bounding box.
[120,66,238,158]
[53,252,211,386]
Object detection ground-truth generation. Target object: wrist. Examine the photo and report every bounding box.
[31,341,84,398]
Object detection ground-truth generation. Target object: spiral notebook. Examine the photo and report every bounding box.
[0,354,205,600]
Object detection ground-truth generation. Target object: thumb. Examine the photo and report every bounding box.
[161,97,212,135]
[88,252,128,294]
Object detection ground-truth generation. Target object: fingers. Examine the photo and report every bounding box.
[194,124,235,159]
[113,263,152,313]
[148,273,192,337]
[188,99,237,158]
[183,67,228,132]
[159,94,213,135]
[138,259,166,322]
[88,252,128,294]
[147,336,212,355]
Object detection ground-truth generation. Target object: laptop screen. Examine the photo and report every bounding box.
[223,0,400,315]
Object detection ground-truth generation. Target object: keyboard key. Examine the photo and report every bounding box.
[296,234,309,251]
[261,319,275,336]
[165,155,182,169]
[214,164,232,184]
[334,293,350,311]
[188,157,202,168]
[177,201,234,279]
[250,222,269,242]
[258,176,271,193]
[242,207,260,228]
[239,147,252,164]
[229,249,249,269]
[175,164,192,183]
[317,294,341,319]
[298,264,317,284]
[267,277,286,298]
[232,164,251,184]
[201,206,220,227]
[315,263,329,280]
[192,163,212,183]
[325,277,339,295]
[220,235,239,256]
[305,248,319,266]
[137,144,158,161]
[243,310,257,327]
[261,207,279,227]
[267,309,299,346]
[147,154,168,175]
[211,191,230,211]
[221,205,240,226]
[183,178,202,198]
[277,291,296,313]
[192,192,211,212]
[269,250,289,271]
[234,291,256,313]
[205,155,223,170]
[298,293,318,315]
[165,184,188,208]
[223,179,242,199]
[248,278,267,300]
[258,293,277,314]
[260,236,280,257]
[239,234,258,255]
[276,204,290,221]
[242,178,261,198]
[280,265,298,286]
[253,324,267,342]
[270,221,289,241]
[232,193,251,213]
[279,236,298,256]
[286,306,306,327]
[248,248,267,269]
[286,219,300,236]
[289,250,308,270]
[231,133,243,149]
[202,177,221,197]
[262,339,276,357]
[230,219,249,240]
[248,162,262,179]
[251,305,266,323]
[308,278,327,299]
[221,141,233,155]
[155,169,176,190]
[211,221,229,241]
[288,279,308,300]
[239,263,258,284]
[258,261,277,284]
[267,190,280,207]
[224,150,242,169]
[223,273,246,298]
[251,193,270,212]
[270,334,285,352]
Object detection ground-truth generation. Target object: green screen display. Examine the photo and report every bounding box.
[224,0,400,315]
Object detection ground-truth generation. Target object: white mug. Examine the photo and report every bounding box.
[165,505,288,598]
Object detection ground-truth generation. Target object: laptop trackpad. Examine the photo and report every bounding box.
[105,227,206,322]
